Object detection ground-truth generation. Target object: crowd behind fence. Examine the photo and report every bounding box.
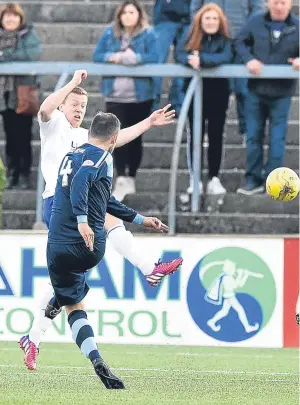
[0,62,298,234]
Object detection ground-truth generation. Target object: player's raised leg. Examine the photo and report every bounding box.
[105,213,183,286]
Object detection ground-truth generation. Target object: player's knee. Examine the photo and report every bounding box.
[104,213,123,232]
[45,296,62,320]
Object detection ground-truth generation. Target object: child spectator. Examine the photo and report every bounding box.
[178,3,233,195]
[93,0,159,201]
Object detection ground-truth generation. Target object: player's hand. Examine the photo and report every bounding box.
[72,70,88,86]
[108,53,121,64]
[78,223,94,251]
[246,59,264,75]
[142,217,169,233]
[288,57,300,71]
[149,104,176,126]
[188,52,200,70]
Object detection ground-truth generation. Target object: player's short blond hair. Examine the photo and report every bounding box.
[63,87,88,103]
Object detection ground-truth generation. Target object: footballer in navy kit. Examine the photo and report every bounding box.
[47,111,168,389]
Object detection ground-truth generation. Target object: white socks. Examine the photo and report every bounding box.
[29,282,54,347]
[107,224,155,275]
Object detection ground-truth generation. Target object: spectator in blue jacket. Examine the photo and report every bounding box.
[93,0,159,201]
[152,0,191,115]
[177,3,233,195]
[190,0,265,141]
[236,0,299,195]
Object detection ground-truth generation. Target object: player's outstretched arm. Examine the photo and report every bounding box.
[107,196,168,233]
[115,104,176,148]
[38,70,88,122]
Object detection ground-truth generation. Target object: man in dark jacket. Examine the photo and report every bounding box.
[190,0,265,139]
[153,0,191,115]
[235,0,299,195]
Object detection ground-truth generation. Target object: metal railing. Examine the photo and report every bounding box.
[0,62,298,234]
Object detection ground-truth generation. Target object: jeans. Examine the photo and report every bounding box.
[230,78,248,135]
[152,21,190,114]
[246,91,291,185]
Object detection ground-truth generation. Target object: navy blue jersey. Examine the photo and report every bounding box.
[48,143,138,244]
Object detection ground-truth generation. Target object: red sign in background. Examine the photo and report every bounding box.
[283,238,299,348]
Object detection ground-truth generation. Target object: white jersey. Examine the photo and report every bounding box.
[39,109,88,199]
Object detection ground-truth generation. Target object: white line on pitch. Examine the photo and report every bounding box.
[0,364,298,376]
[0,371,297,383]
[3,348,298,360]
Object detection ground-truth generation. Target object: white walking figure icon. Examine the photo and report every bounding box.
[204,259,263,333]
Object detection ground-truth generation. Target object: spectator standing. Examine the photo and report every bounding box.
[153,0,191,115]
[0,156,6,228]
[0,3,40,189]
[177,3,233,195]
[190,0,265,140]
[236,0,299,195]
[93,0,159,201]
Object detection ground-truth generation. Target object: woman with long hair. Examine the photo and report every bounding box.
[0,3,40,189]
[93,0,159,201]
[178,3,232,195]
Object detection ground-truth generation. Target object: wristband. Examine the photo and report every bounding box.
[133,214,144,225]
[77,215,88,224]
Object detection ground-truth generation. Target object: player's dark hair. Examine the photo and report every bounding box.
[89,112,120,140]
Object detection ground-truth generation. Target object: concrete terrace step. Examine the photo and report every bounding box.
[35,23,106,46]
[0,141,298,170]
[4,190,299,216]
[123,192,300,215]
[2,210,299,233]
[9,168,297,194]
[125,213,299,234]
[18,2,153,24]
[0,117,298,145]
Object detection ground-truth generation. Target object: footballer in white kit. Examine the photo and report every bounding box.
[19,70,183,371]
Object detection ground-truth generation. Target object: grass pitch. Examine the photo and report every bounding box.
[0,342,299,405]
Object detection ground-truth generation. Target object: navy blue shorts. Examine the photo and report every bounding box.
[47,240,106,307]
[43,197,54,229]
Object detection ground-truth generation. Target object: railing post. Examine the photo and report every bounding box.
[33,71,70,229]
[168,76,198,235]
[191,73,203,212]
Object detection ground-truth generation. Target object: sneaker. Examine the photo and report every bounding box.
[187,181,203,195]
[93,358,125,389]
[112,176,128,202]
[206,177,227,195]
[146,258,183,286]
[6,175,18,190]
[237,182,264,195]
[18,175,30,190]
[126,176,136,195]
[19,335,39,371]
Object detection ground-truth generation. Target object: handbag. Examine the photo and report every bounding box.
[16,85,40,116]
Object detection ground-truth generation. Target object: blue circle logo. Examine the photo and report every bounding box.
[187,247,276,342]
